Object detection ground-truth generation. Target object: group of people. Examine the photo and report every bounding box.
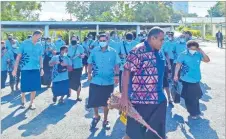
[1,27,210,139]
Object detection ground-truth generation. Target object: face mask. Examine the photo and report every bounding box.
[180,38,185,43]
[47,42,51,45]
[99,42,107,48]
[189,50,197,55]
[8,37,12,40]
[12,44,17,48]
[63,53,68,57]
[58,38,62,41]
[71,40,77,45]
[168,37,172,41]
[143,34,146,37]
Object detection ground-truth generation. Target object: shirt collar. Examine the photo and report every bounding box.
[98,46,110,52]
[144,41,156,52]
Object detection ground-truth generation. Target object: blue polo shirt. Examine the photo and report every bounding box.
[173,42,187,63]
[42,43,55,57]
[5,40,20,50]
[7,47,19,71]
[87,46,121,85]
[162,40,177,60]
[50,55,72,82]
[124,41,166,104]
[120,40,139,71]
[18,39,43,70]
[54,40,66,52]
[1,51,10,71]
[177,50,203,83]
[68,45,84,69]
[109,40,121,54]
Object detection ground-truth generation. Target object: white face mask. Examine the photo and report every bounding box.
[47,42,51,45]
[99,42,107,48]
[180,38,185,43]
[168,37,172,41]
[63,53,68,56]
[189,50,197,55]
[12,44,17,48]
[58,38,62,41]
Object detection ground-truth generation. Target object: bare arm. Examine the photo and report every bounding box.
[174,63,182,79]
[199,48,210,63]
[13,54,22,72]
[40,56,43,69]
[88,64,92,75]
[114,64,120,75]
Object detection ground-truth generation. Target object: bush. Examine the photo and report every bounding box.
[183,28,201,37]
[205,33,216,40]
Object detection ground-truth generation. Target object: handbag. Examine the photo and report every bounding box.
[171,82,181,103]
[57,56,67,73]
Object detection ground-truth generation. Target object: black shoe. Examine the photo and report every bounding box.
[77,98,82,102]
[59,98,64,104]
[53,97,57,103]
[21,103,25,109]
[28,104,36,110]
[67,93,71,98]
[103,121,110,130]
[90,116,101,129]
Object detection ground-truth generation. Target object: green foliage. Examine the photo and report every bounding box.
[208,2,225,17]
[183,28,201,37]
[1,1,42,21]
[65,1,173,22]
[205,33,216,40]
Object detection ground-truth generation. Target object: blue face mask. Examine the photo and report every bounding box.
[99,42,107,48]
[180,38,185,43]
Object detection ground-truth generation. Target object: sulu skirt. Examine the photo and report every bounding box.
[52,79,70,97]
[69,68,83,91]
[21,70,41,92]
[1,71,8,89]
[87,83,114,108]
[181,81,203,116]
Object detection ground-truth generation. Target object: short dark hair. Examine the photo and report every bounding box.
[46,37,51,40]
[1,41,5,44]
[110,31,116,36]
[98,34,107,39]
[148,27,164,38]
[126,32,133,40]
[185,31,192,37]
[187,40,199,48]
[84,37,88,42]
[60,46,68,52]
[27,35,32,39]
[33,30,43,36]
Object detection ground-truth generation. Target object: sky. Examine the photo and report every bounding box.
[39,1,217,21]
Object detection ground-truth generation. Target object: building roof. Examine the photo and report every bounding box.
[180,17,225,24]
[1,21,180,31]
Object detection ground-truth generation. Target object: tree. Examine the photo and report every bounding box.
[1,1,42,21]
[186,13,198,17]
[208,2,225,17]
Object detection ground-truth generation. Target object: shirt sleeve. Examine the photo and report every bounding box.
[67,57,72,66]
[123,50,140,72]
[176,53,184,64]
[115,52,121,65]
[18,42,24,54]
[87,52,93,64]
[49,56,57,64]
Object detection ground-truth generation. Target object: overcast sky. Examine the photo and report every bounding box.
[39,1,217,21]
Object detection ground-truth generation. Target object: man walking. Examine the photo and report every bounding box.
[216,30,223,48]
[119,27,167,139]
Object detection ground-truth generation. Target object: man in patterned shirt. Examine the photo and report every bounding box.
[119,27,167,139]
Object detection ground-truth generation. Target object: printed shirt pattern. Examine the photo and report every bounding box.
[124,41,166,104]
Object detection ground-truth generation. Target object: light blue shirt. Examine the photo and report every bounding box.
[50,55,72,82]
[90,40,99,53]
[1,51,10,71]
[7,47,19,71]
[120,40,139,71]
[5,40,20,50]
[18,39,43,70]
[177,50,203,83]
[162,40,177,60]
[173,42,187,63]
[54,40,66,52]
[42,43,55,57]
[68,45,84,69]
[109,39,121,54]
[88,46,121,85]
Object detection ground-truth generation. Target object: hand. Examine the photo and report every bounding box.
[12,69,17,77]
[114,76,119,84]
[174,75,179,82]
[61,62,67,66]
[80,54,85,58]
[119,95,131,113]
[40,69,44,76]
[88,74,92,81]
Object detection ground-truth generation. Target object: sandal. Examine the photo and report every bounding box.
[90,115,101,129]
